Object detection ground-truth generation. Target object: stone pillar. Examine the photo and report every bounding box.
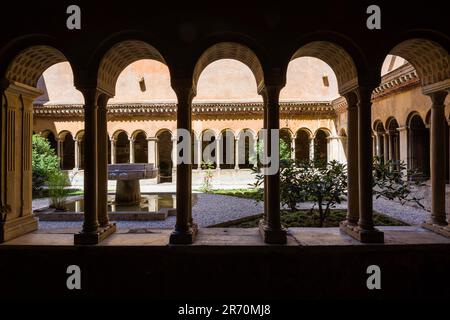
[110,138,117,164]
[259,85,286,244]
[216,136,221,171]
[341,91,359,227]
[74,138,81,169]
[372,134,376,157]
[171,137,178,170]
[57,138,63,169]
[234,138,240,170]
[129,137,135,163]
[423,91,449,233]
[74,89,115,245]
[196,136,202,169]
[252,136,258,169]
[0,82,39,242]
[397,126,409,173]
[147,137,159,182]
[291,137,296,161]
[169,84,196,244]
[96,97,114,231]
[309,138,315,161]
[357,86,383,242]
[383,133,389,163]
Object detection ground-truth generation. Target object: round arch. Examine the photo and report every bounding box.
[193,42,265,94]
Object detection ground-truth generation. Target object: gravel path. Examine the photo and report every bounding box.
[38,193,264,231]
[36,193,431,232]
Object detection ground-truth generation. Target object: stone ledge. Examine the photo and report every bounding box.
[74,223,117,245]
[339,221,384,243]
[258,219,287,244]
[0,215,38,243]
[422,222,450,238]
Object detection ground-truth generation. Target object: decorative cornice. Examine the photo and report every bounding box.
[34,101,336,118]
[372,63,421,100]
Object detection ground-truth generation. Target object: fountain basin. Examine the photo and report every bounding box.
[108,163,158,204]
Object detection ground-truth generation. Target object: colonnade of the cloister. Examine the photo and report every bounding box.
[37,125,343,178]
[1,36,449,246]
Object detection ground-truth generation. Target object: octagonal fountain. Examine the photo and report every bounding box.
[108,163,158,205]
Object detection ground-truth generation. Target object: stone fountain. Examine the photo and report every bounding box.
[108,163,158,205]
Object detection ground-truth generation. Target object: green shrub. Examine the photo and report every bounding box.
[32,134,60,195]
[200,161,214,192]
[47,171,70,211]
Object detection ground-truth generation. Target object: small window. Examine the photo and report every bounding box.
[139,77,146,92]
[322,75,329,87]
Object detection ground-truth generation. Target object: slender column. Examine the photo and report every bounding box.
[172,137,178,170]
[309,138,315,161]
[196,136,202,169]
[372,134,376,157]
[234,138,240,170]
[78,89,99,235]
[383,133,389,163]
[259,85,286,244]
[170,84,196,244]
[357,86,383,242]
[397,126,408,170]
[252,135,258,168]
[110,138,117,164]
[57,138,63,169]
[74,138,81,169]
[291,137,296,161]
[428,91,448,226]
[216,136,221,170]
[343,92,359,225]
[97,98,111,228]
[147,137,158,165]
[129,137,135,163]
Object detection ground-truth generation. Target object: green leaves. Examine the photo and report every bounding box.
[32,134,60,194]
[372,156,424,208]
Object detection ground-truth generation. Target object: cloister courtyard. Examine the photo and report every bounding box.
[1,1,450,302]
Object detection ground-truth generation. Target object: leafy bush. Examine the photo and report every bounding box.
[200,161,214,192]
[32,134,60,195]
[372,156,424,208]
[47,171,70,211]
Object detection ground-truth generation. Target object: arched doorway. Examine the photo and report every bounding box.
[157,130,173,182]
[115,131,130,164]
[295,129,310,162]
[314,129,329,164]
[133,131,148,163]
[409,114,430,178]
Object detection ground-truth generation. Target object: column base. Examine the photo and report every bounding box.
[422,221,450,238]
[74,223,116,245]
[258,219,287,244]
[340,221,384,243]
[0,215,38,243]
[169,224,198,245]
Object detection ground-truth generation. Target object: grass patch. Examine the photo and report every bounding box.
[215,209,408,228]
[210,188,261,200]
[32,188,83,199]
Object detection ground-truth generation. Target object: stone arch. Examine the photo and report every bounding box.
[193,42,265,94]
[156,129,173,182]
[314,129,330,164]
[408,113,430,178]
[280,128,293,159]
[96,40,167,96]
[290,41,359,94]
[386,117,401,167]
[201,129,217,168]
[58,131,75,170]
[388,39,450,90]
[41,130,58,153]
[132,130,148,164]
[114,131,130,164]
[295,128,312,163]
[236,128,256,169]
[4,45,68,88]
